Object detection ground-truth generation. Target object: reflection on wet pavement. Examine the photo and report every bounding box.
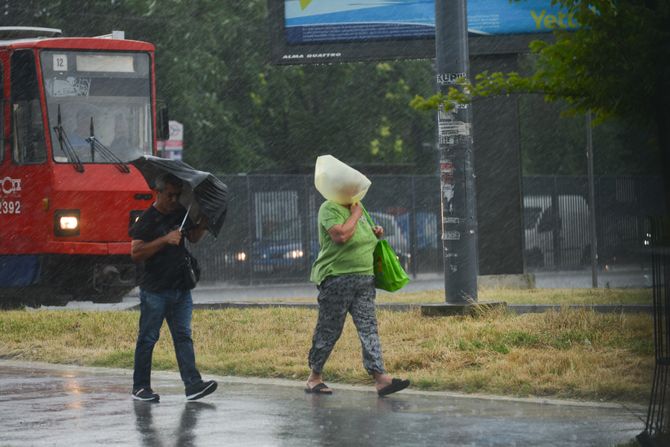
[133,401,217,447]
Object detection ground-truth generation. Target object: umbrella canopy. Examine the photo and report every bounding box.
[131,155,228,237]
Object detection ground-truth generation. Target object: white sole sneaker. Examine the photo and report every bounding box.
[132,389,159,402]
[186,381,217,401]
[132,394,159,402]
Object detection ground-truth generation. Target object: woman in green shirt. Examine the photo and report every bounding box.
[306,200,410,397]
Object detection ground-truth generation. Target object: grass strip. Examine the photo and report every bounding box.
[0,306,652,403]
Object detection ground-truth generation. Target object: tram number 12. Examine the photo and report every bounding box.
[0,201,21,214]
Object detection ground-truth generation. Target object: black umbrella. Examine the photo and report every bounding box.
[131,155,228,237]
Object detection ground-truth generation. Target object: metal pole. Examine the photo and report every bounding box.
[246,175,254,285]
[586,112,598,287]
[551,176,561,268]
[435,0,478,303]
[410,176,418,279]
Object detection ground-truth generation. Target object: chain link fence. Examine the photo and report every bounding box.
[190,174,664,284]
[522,175,664,270]
[638,217,670,446]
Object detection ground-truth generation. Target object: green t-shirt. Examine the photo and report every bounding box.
[310,201,378,285]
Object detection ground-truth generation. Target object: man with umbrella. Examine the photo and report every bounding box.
[129,170,220,402]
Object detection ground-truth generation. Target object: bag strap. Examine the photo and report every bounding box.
[360,204,376,228]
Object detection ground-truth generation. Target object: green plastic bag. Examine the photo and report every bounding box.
[363,207,410,292]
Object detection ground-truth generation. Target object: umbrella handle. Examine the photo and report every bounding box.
[179,203,192,232]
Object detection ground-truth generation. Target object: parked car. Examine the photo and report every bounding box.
[369,211,412,272]
[395,211,439,250]
[523,195,590,268]
[227,212,418,274]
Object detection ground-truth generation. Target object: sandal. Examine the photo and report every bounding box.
[304,382,333,395]
[377,378,410,397]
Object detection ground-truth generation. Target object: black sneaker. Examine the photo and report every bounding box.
[185,380,217,401]
[132,387,160,402]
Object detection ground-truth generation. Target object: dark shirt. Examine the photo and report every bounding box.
[130,205,195,292]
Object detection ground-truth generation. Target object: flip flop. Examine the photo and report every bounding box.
[377,378,410,397]
[305,383,333,395]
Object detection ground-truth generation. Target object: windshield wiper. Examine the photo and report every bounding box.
[53,105,84,173]
[88,117,95,163]
[87,117,130,173]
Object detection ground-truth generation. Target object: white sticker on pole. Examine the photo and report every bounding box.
[440,121,470,137]
[443,231,461,241]
[436,72,466,86]
[53,54,68,72]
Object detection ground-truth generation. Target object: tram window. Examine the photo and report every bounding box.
[11,50,46,164]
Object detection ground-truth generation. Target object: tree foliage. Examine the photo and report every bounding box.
[3,0,436,173]
[412,0,670,180]
[414,0,670,120]
[4,0,666,177]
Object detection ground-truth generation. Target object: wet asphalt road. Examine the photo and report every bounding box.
[189,267,653,303]
[46,267,652,311]
[0,361,644,446]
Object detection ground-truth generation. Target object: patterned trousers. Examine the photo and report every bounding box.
[308,275,386,375]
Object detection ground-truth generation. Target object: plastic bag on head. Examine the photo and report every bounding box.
[314,155,371,205]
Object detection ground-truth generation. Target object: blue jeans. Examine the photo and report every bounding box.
[133,289,202,390]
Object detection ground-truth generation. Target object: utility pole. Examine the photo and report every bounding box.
[433,0,478,305]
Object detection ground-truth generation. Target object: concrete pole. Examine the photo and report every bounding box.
[434,0,478,303]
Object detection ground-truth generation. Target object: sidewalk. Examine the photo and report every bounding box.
[0,360,644,446]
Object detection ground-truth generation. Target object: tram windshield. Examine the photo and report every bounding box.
[40,50,152,164]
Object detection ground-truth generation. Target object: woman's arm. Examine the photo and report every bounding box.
[327,203,363,244]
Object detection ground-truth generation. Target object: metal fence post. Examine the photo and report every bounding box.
[410,176,418,279]
[552,176,561,269]
[586,112,599,287]
[246,175,254,285]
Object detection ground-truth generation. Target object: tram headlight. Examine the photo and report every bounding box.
[60,216,78,229]
[54,210,80,236]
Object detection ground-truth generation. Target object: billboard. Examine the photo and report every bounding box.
[269,0,578,65]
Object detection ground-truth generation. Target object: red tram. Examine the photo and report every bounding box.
[0,27,165,306]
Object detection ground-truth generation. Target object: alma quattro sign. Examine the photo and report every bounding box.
[271,0,579,65]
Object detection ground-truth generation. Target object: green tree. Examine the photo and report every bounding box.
[413,0,670,197]
[252,60,435,172]
[3,0,437,174]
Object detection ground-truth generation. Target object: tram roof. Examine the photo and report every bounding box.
[0,27,153,51]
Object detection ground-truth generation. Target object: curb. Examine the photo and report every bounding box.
[177,302,653,314]
[0,359,645,411]
[507,304,653,314]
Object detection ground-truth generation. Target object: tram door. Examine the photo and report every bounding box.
[1,49,51,255]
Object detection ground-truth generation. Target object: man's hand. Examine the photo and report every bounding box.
[373,225,384,239]
[186,216,208,243]
[131,230,179,263]
[164,229,182,246]
[195,216,208,228]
